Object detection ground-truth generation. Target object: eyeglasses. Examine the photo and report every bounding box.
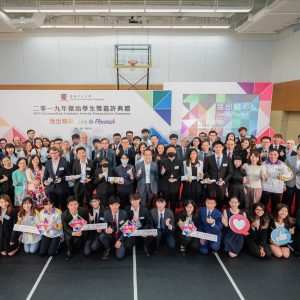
[255,208,264,212]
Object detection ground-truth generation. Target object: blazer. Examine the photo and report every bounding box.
[126,205,152,230]
[0,209,17,246]
[198,150,214,162]
[72,159,95,195]
[203,154,233,183]
[93,167,115,196]
[94,148,116,169]
[43,158,71,193]
[158,157,183,193]
[62,207,89,239]
[285,155,300,188]
[135,160,158,194]
[150,208,175,232]
[222,149,240,160]
[176,146,189,161]
[198,207,223,237]
[103,209,128,241]
[183,160,203,177]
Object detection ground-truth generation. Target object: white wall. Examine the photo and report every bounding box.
[272,26,300,83]
[0,30,275,84]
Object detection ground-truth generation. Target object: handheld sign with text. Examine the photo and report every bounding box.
[13,224,40,235]
[179,219,197,237]
[81,223,108,231]
[69,215,87,231]
[120,220,137,237]
[271,228,292,246]
[229,214,250,235]
[36,219,52,235]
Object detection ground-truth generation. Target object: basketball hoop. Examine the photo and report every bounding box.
[128,59,138,70]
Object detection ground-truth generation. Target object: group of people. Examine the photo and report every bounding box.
[0,127,300,261]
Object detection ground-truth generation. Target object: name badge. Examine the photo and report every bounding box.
[86,167,91,171]
[222,163,228,167]
[140,216,145,220]
[59,167,64,171]
[4,215,11,220]
[119,220,125,225]
[174,166,179,169]
[99,217,104,221]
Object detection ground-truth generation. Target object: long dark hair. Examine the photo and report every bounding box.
[186,148,199,166]
[272,203,293,226]
[247,150,262,166]
[0,194,14,215]
[183,199,197,217]
[18,197,35,219]
[28,154,43,171]
[249,202,269,230]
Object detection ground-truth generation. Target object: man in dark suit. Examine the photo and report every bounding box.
[269,133,286,162]
[176,137,189,161]
[100,196,128,260]
[149,134,159,157]
[135,149,158,208]
[198,140,214,161]
[203,141,233,208]
[125,193,153,256]
[198,197,223,254]
[43,146,71,211]
[83,195,106,256]
[223,139,239,160]
[285,139,297,160]
[72,147,95,206]
[91,138,101,160]
[257,136,271,162]
[94,138,116,169]
[150,197,175,253]
[62,196,89,262]
[116,137,135,166]
[109,133,122,151]
[159,145,183,212]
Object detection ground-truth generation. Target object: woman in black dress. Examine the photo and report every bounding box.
[228,156,247,209]
[0,156,17,202]
[182,148,203,206]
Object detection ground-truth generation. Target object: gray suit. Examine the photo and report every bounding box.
[198,150,214,161]
[285,156,300,188]
[135,161,158,207]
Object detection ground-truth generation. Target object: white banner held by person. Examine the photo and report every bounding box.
[13,224,40,235]
[81,223,108,231]
[131,229,158,237]
[190,231,217,242]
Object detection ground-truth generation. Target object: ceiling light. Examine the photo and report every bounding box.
[75,9,109,13]
[143,25,172,29]
[84,25,113,28]
[215,8,251,13]
[145,9,180,13]
[172,26,201,29]
[110,9,144,13]
[201,25,231,29]
[3,9,39,13]
[181,9,216,13]
[114,25,143,29]
[40,25,55,28]
[40,9,75,13]
[55,25,84,28]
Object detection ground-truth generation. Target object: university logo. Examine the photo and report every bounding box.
[60,93,68,102]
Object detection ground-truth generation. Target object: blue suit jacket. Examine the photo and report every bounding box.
[135,161,158,194]
[198,207,223,238]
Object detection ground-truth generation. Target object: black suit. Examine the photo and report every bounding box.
[93,167,115,207]
[72,159,95,205]
[94,148,116,169]
[203,154,233,208]
[43,158,71,211]
[62,207,89,255]
[0,209,18,253]
[125,205,153,250]
[159,157,183,212]
[116,148,136,166]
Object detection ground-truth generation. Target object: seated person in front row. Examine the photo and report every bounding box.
[84,195,106,257]
[100,195,128,260]
[198,197,223,254]
[150,197,176,254]
[125,193,153,256]
[62,196,89,262]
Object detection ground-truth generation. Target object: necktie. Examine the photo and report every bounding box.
[183,148,186,155]
[94,212,98,224]
[228,152,232,159]
[207,210,211,218]
[159,213,164,230]
[125,149,128,154]
[103,150,107,157]
[204,153,207,159]
[217,156,221,169]
[113,214,118,239]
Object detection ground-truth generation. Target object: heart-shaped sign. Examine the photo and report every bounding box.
[229,214,250,235]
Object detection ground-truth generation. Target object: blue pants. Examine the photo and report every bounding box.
[155,229,176,251]
[199,239,221,254]
[24,241,40,254]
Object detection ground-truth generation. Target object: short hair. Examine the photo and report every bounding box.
[126,130,133,135]
[144,149,152,155]
[43,198,54,206]
[199,131,207,136]
[90,195,101,202]
[209,130,217,136]
[129,193,141,201]
[76,146,86,153]
[0,138,7,143]
[261,136,271,142]
[67,196,78,205]
[49,146,59,152]
[212,140,224,148]
[121,137,129,142]
[165,145,176,152]
[141,128,149,134]
[5,143,15,150]
[101,138,109,143]
[54,138,62,142]
[27,129,35,134]
[113,133,121,138]
[150,134,158,139]
[156,197,166,203]
[109,195,120,205]
[72,134,80,140]
[238,127,247,132]
[169,133,178,139]
[92,138,101,144]
[205,197,217,203]
[133,136,141,141]
[269,148,279,154]
[273,133,282,139]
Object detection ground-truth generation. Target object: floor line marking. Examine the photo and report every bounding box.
[214,252,246,300]
[26,256,53,300]
[133,246,138,300]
